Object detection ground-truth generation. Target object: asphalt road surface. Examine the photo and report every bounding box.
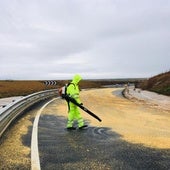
[0,88,170,170]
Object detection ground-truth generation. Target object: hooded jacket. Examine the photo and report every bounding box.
[67,74,82,104]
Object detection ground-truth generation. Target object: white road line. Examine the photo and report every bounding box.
[31,98,57,170]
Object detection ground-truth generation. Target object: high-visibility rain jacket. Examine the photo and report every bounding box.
[66,74,84,128]
[67,74,82,104]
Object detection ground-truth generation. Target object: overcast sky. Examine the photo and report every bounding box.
[0,0,170,80]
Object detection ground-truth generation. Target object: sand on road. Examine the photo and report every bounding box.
[55,88,170,149]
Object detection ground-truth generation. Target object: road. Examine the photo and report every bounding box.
[0,88,170,170]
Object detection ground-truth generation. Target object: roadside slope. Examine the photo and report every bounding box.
[139,71,170,96]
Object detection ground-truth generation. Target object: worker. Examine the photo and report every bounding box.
[66,74,87,130]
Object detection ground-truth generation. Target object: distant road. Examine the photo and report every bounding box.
[0,88,170,169]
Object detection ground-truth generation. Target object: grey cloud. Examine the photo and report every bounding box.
[0,0,170,80]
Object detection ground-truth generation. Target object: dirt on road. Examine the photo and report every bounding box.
[56,88,170,149]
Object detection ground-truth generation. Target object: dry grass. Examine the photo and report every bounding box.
[139,71,170,96]
[0,80,57,98]
[0,79,141,98]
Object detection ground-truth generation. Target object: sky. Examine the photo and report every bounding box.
[0,0,170,80]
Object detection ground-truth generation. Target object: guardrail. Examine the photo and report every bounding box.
[0,89,58,138]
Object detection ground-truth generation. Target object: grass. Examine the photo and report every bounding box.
[0,79,141,98]
[139,71,170,96]
[1,74,169,98]
[0,80,57,98]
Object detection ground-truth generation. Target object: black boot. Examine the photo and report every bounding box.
[79,125,88,130]
[67,127,76,130]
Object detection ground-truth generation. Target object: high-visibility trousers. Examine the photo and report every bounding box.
[67,102,84,128]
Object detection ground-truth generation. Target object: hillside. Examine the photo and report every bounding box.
[139,71,170,96]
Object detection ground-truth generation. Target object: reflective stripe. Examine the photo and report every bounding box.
[70,93,79,98]
[78,118,84,127]
[67,119,74,128]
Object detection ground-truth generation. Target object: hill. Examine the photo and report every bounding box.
[139,71,170,96]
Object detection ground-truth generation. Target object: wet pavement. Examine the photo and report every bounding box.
[23,113,170,170]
